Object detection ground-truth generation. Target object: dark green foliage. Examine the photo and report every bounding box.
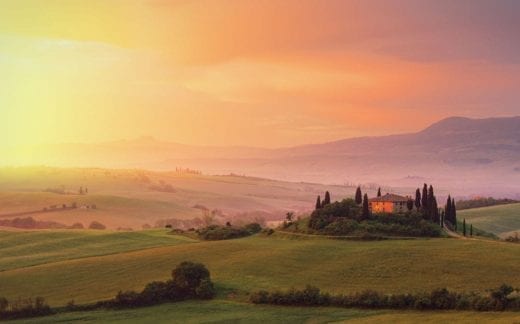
[250,284,520,311]
[0,297,53,320]
[377,188,381,197]
[415,188,421,209]
[452,198,457,227]
[362,193,370,219]
[421,184,428,211]
[463,218,466,236]
[105,262,215,309]
[406,199,414,211]
[323,191,331,207]
[308,200,441,237]
[470,224,473,237]
[196,223,262,240]
[445,195,453,225]
[355,186,362,204]
[315,195,321,210]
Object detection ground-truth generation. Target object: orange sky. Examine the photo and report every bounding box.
[1,0,520,148]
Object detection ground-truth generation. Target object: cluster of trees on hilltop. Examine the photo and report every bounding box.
[0,296,52,320]
[306,191,440,237]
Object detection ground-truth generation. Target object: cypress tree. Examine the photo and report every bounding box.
[415,188,421,209]
[441,210,445,227]
[427,185,435,217]
[445,195,452,225]
[452,198,457,228]
[355,187,362,205]
[463,218,466,236]
[470,224,473,237]
[315,195,322,210]
[323,191,331,206]
[377,187,381,197]
[431,196,439,224]
[421,184,428,211]
[362,193,370,219]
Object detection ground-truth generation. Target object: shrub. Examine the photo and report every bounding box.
[88,221,106,230]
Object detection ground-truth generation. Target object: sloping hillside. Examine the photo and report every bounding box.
[458,203,520,238]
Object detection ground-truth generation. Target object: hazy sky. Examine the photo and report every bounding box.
[1,0,520,148]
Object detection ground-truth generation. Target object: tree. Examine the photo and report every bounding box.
[406,199,414,211]
[470,224,473,237]
[462,218,466,236]
[79,186,84,195]
[323,191,331,207]
[315,195,322,210]
[440,210,445,227]
[171,261,211,294]
[286,212,294,222]
[377,187,381,197]
[445,195,452,225]
[427,185,435,220]
[421,184,428,211]
[355,187,362,205]
[415,188,421,209]
[452,198,457,229]
[362,193,370,219]
[431,196,439,224]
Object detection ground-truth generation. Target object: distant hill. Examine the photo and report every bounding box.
[2,116,519,197]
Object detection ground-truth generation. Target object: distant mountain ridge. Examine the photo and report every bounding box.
[2,116,520,197]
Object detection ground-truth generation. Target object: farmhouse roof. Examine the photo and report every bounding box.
[369,193,409,202]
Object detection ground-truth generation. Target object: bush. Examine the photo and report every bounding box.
[0,297,53,320]
[196,224,262,240]
[88,221,106,230]
[106,261,215,309]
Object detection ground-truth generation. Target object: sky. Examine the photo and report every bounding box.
[1,0,520,149]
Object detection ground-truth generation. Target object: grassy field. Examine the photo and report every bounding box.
[6,300,520,323]
[0,231,518,307]
[458,203,520,238]
[0,230,196,271]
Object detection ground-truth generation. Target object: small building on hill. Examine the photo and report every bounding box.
[369,193,410,214]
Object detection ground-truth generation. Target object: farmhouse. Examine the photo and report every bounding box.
[369,193,410,214]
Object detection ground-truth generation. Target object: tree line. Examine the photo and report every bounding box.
[251,284,520,312]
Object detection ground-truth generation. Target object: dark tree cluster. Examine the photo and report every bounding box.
[315,191,332,210]
[444,195,457,229]
[250,284,520,312]
[195,223,262,240]
[0,296,52,320]
[100,262,215,309]
[414,184,440,224]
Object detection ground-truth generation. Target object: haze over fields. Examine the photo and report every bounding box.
[3,116,519,197]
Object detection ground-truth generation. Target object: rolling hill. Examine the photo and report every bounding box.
[2,116,519,197]
[0,167,366,229]
[0,229,519,323]
[458,203,520,238]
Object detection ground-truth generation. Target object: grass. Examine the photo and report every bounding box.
[6,300,520,324]
[0,229,196,271]
[458,203,520,238]
[0,233,518,307]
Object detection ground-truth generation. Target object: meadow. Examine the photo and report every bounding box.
[458,203,520,238]
[0,230,518,308]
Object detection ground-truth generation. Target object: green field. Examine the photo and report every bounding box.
[0,230,196,271]
[458,203,520,238]
[0,231,519,308]
[6,300,520,324]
